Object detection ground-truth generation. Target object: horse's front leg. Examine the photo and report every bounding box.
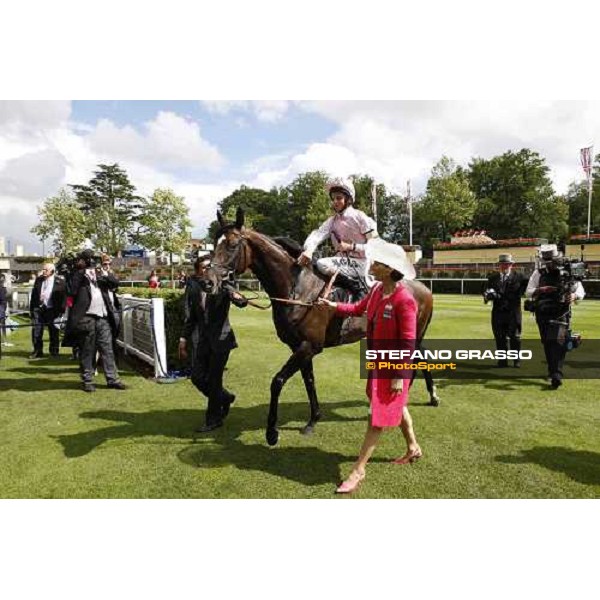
[267,342,315,446]
[300,356,322,435]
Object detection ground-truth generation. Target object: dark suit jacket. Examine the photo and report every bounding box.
[182,278,247,353]
[29,274,67,318]
[0,284,7,316]
[69,270,121,336]
[484,271,526,313]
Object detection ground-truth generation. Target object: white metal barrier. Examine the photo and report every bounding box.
[116,295,168,378]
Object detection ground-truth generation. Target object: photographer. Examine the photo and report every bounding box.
[29,263,67,358]
[483,254,526,367]
[526,244,585,389]
[70,249,125,393]
[179,254,247,434]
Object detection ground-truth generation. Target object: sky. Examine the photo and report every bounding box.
[0,99,596,254]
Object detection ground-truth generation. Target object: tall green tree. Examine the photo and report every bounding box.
[70,163,143,254]
[209,185,288,240]
[31,188,87,256]
[351,174,410,244]
[284,171,331,242]
[136,188,193,286]
[468,149,566,240]
[414,156,477,243]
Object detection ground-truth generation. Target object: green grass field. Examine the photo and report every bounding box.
[1,294,599,498]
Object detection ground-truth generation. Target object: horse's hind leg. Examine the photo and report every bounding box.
[419,342,440,407]
[300,358,321,435]
[267,341,315,446]
[422,369,440,407]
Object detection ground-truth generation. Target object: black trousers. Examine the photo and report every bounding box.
[76,316,120,384]
[492,310,521,364]
[536,315,568,380]
[31,307,60,355]
[190,345,233,426]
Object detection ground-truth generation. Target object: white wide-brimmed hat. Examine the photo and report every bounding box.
[366,237,416,280]
[539,243,559,259]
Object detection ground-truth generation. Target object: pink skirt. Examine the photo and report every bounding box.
[367,376,410,428]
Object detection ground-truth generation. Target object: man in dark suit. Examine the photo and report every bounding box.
[29,263,67,358]
[70,250,125,393]
[483,253,526,368]
[0,276,8,347]
[179,254,248,433]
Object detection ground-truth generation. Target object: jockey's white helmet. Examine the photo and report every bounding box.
[326,176,355,203]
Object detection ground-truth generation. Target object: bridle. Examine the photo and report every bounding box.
[210,227,336,309]
[211,228,251,282]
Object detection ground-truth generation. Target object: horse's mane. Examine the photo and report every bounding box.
[214,221,302,261]
[272,236,303,259]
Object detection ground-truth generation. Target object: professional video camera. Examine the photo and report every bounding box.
[56,253,78,278]
[539,255,588,303]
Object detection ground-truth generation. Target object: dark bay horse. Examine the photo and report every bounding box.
[210,208,438,446]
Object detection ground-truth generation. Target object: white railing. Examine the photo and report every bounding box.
[116,295,168,378]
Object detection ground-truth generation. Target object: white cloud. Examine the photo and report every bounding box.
[202,100,291,123]
[0,100,71,132]
[0,149,67,200]
[302,100,599,194]
[87,111,224,170]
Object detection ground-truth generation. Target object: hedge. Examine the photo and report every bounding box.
[119,287,186,369]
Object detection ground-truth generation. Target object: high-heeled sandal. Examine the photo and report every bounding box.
[392,447,423,465]
[335,470,365,494]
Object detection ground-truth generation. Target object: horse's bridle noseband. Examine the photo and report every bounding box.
[211,229,251,282]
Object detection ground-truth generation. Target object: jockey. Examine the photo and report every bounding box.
[297,176,379,295]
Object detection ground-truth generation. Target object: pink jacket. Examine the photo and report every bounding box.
[336,282,418,427]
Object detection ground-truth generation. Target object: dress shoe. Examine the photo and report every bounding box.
[222,393,236,418]
[496,360,508,368]
[194,421,223,434]
[82,383,96,393]
[335,470,365,494]
[107,381,127,390]
[29,352,44,359]
[392,447,423,465]
[550,377,562,389]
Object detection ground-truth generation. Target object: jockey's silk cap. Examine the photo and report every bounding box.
[366,237,416,280]
[326,176,355,202]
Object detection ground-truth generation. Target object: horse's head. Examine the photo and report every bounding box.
[212,207,253,278]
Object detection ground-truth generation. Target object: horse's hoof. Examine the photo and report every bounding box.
[300,424,314,435]
[266,429,279,446]
[430,396,440,407]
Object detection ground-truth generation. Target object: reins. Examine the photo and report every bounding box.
[213,228,340,310]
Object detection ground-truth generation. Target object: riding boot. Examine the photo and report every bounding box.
[333,272,363,299]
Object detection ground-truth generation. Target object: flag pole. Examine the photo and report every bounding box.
[587,145,594,238]
[407,180,413,246]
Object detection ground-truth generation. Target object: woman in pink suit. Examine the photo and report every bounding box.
[318,237,422,494]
